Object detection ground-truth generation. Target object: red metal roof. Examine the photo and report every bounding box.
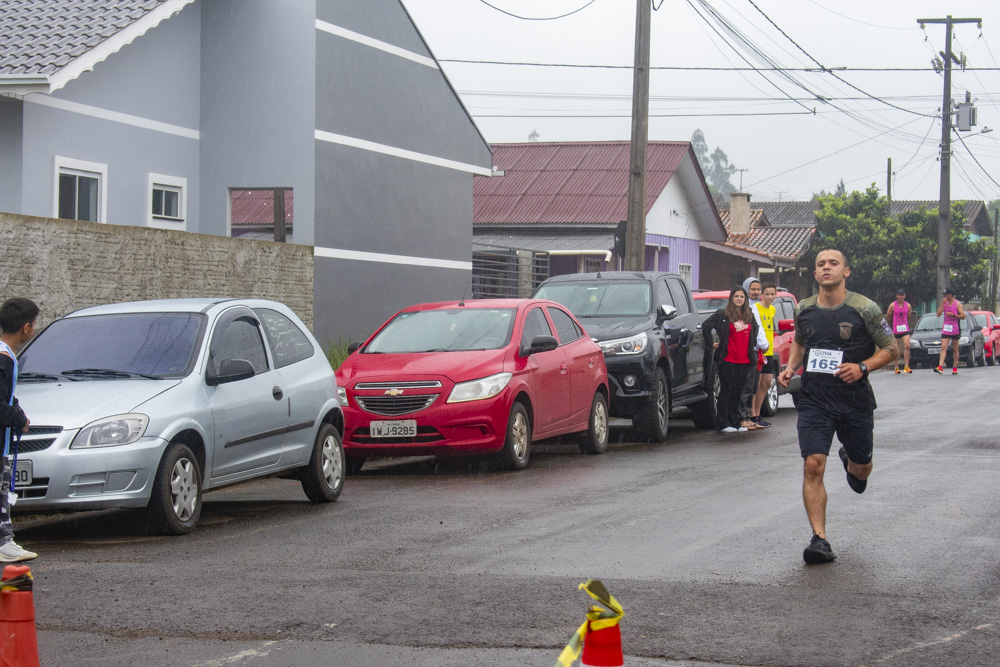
[473,141,692,225]
[230,189,294,226]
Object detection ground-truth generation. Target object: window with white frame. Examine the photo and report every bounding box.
[54,156,107,223]
[678,263,693,287]
[148,173,187,230]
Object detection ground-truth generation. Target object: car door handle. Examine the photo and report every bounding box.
[272,386,283,400]
[560,363,568,374]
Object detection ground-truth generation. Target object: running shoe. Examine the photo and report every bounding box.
[0,541,37,562]
[894,367,901,374]
[839,446,867,494]
[952,368,958,375]
[803,534,836,564]
[934,366,944,374]
[903,366,912,373]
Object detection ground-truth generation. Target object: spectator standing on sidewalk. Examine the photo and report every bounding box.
[934,288,966,375]
[751,284,778,427]
[0,298,39,563]
[703,286,768,433]
[740,278,767,430]
[777,249,896,564]
[885,288,913,374]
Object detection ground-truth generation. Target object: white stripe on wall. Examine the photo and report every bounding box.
[315,246,472,271]
[315,130,491,176]
[24,94,199,140]
[315,19,438,69]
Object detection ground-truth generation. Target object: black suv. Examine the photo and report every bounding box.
[534,272,716,441]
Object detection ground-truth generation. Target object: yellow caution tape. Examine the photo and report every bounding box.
[553,579,624,667]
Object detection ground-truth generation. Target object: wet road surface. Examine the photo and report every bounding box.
[19,365,1000,665]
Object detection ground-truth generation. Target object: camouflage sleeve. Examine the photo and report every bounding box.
[857,296,896,351]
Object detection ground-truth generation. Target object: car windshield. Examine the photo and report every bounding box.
[18,312,205,380]
[534,282,651,318]
[695,298,729,312]
[915,314,969,333]
[365,308,515,353]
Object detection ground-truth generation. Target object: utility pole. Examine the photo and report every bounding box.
[918,15,980,297]
[886,157,892,202]
[625,0,651,271]
[773,190,787,203]
[991,208,999,311]
[735,168,749,191]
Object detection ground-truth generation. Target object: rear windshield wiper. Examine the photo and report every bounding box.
[61,368,163,380]
[18,372,74,382]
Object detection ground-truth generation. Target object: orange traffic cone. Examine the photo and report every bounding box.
[0,565,39,667]
[580,620,624,666]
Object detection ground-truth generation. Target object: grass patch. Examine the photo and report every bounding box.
[326,338,352,370]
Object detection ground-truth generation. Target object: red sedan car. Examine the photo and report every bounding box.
[335,299,609,472]
[970,310,1000,366]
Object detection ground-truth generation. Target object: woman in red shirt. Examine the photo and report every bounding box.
[703,286,765,432]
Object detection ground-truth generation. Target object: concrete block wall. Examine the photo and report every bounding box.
[0,213,313,330]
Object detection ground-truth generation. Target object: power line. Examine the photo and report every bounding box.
[474,0,600,21]
[470,110,816,118]
[803,0,917,31]
[438,59,1000,72]
[954,131,1000,191]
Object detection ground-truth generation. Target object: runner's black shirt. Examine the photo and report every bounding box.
[794,291,895,415]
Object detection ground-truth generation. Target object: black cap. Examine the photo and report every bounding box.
[943,287,954,295]
[896,288,906,295]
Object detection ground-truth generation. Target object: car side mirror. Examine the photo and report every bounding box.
[656,304,678,323]
[347,342,361,354]
[778,318,795,333]
[207,358,256,386]
[524,335,558,356]
[993,324,1000,331]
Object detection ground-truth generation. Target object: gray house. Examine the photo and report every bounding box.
[0,0,492,342]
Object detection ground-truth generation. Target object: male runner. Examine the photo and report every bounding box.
[885,288,913,374]
[934,288,966,375]
[778,249,896,564]
[751,284,777,427]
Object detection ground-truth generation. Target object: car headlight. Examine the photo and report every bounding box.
[909,339,920,348]
[337,386,348,406]
[959,336,970,345]
[447,372,512,403]
[599,331,648,357]
[70,414,149,449]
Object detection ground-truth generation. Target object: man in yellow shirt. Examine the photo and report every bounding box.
[751,284,778,427]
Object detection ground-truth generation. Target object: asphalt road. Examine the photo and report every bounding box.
[19,364,1000,666]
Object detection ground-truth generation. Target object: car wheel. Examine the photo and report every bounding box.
[976,345,986,367]
[496,401,531,470]
[634,367,669,442]
[690,366,719,430]
[966,347,977,368]
[300,423,345,503]
[760,374,779,417]
[345,457,365,474]
[987,347,995,366]
[145,442,202,535]
[578,392,609,455]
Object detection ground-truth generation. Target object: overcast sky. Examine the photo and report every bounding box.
[402,0,1000,206]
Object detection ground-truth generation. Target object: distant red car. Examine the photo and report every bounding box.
[969,310,1000,366]
[335,299,610,472]
[692,288,801,414]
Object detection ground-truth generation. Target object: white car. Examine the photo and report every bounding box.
[14,298,344,534]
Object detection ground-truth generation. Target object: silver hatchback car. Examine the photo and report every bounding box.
[14,298,344,534]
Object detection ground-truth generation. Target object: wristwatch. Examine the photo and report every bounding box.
[858,362,869,377]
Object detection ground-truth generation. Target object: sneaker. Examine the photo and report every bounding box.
[839,446,867,494]
[0,541,37,562]
[803,534,836,564]
[934,366,943,374]
[903,366,912,373]
[952,368,958,375]
[894,367,901,374]
[737,427,749,432]
[721,426,738,433]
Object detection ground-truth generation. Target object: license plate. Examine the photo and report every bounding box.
[370,420,417,438]
[14,460,31,486]
[927,347,940,354]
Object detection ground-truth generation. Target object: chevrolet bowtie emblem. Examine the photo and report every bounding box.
[385,388,404,396]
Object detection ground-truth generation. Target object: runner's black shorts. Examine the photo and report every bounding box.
[941,333,961,340]
[796,400,874,464]
[893,332,910,339]
[759,355,779,375]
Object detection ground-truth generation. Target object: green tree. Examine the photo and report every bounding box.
[691,129,738,195]
[802,185,992,308]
